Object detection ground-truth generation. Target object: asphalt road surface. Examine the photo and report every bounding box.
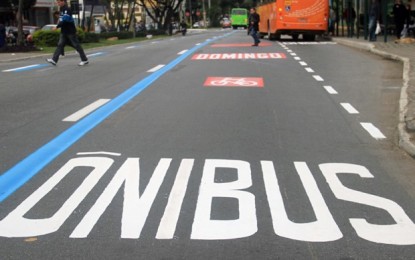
[0,29,415,259]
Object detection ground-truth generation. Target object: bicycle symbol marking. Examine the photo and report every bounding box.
[204,77,264,88]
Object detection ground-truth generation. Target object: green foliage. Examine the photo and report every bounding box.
[99,31,134,39]
[84,32,100,43]
[32,30,60,47]
[32,27,86,47]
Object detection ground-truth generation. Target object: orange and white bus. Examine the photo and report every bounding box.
[257,0,329,41]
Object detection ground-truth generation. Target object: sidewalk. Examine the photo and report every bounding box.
[1,36,415,157]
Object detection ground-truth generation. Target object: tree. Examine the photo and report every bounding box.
[138,0,185,30]
[8,0,37,46]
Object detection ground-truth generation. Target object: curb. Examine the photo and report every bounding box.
[0,53,50,63]
[334,38,415,157]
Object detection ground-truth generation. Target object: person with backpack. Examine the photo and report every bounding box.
[46,0,88,66]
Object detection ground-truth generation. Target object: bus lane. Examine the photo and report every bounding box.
[0,31,415,259]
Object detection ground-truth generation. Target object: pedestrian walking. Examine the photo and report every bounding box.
[343,2,356,37]
[368,0,380,41]
[248,7,261,46]
[404,4,413,37]
[46,0,88,66]
[393,0,407,39]
[328,6,336,36]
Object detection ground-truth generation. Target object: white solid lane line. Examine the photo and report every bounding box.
[360,123,386,139]
[63,99,110,122]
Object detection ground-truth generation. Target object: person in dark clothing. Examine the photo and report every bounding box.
[248,7,260,46]
[393,0,407,39]
[368,0,380,41]
[47,0,88,66]
[0,24,6,48]
[343,4,356,37]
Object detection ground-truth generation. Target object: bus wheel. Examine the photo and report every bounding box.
[267,28,272,40]
[292,34,299,41]
[274,33,281,41]
[303,34,316,41]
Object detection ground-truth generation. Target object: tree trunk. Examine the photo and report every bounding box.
[88,2,96,32]
[17,0,24,46]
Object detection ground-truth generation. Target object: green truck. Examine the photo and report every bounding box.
[230,8,248,29]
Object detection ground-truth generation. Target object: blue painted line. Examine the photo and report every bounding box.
[87,52,105,58]
[0,32,234,202]
[2,64,49,72]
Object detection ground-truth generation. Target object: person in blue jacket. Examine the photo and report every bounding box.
[47,0,88,66]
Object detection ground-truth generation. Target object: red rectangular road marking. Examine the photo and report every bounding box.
[211,43,272,47]
[204,77,264,88]
[192,53,286,60]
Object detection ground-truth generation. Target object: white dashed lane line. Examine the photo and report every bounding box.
[63,99,111,122]
[340,103,359,114]
[280,44,386,141]
[147,64,165,72]
[360,123,387,140]
[323,86,338,94]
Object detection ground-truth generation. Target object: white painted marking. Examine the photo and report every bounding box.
[87,52,104,58]
[341,103,359,114]
[287,50,293,53]
[126,46,136,49]
[313,75,324,81]
[294,57,301,60]
[305,67,314,73]
[290,53,297,56]
[196,43,201,45]
[191,159,257,240]
[156,159,194,239]
[70,158,172,239]
[63,99,110,122]
[360,123,386,139]
[299,61,308,66]
[177,50,188,55]
[147,64,165,72]
[2,64,40,72]
[323,86,338,94]
[262,161,343,242]
[76,151,121,156]
[320,163,415,245]
[0,157,114,237]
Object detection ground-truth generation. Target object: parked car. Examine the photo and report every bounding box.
[221,18,232,28]
[41,24,57,31]
[23,26,40,43]
[6,25,39,44]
